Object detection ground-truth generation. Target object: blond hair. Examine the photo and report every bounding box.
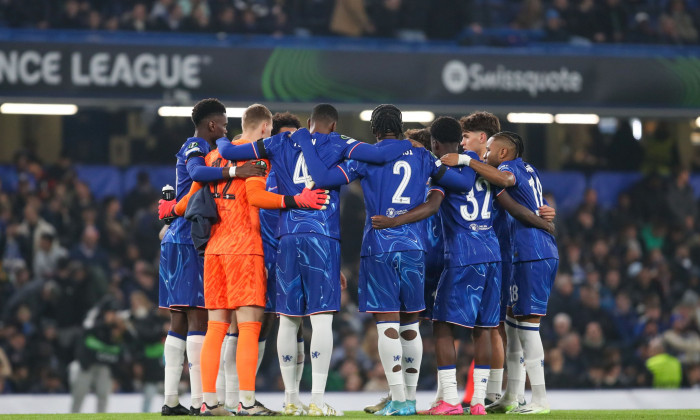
[242,103,273,131]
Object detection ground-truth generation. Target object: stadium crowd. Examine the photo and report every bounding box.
[0,0,698,45]
[1,127,699,402]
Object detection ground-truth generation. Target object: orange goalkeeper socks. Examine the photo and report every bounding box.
[200,320,230,394]
[237,321,262,392]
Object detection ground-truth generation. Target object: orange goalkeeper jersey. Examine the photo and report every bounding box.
[204,139,270,256]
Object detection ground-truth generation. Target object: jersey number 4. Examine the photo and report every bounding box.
[460,177,491,221]
[293,154,314,188]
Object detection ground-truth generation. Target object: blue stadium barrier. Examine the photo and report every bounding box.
[690,174,700,197]
[539,172,586,216]
[2,165,697,213]
[74,165,122,199]
[589,172,644,210]
[1,28,699,58]
[0,165,19,193]
[123,166,176,196]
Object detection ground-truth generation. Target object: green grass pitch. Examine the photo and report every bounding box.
[4,411,700,419]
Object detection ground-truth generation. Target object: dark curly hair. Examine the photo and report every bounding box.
[310,103,338,126]
[405,128,431,148]
[272,112,301,135]
[493,131,524,158]
[191,98,226,127]
[370,104,403,139]
[429,116,461,144]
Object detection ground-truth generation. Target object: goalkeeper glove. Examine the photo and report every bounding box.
[283,188,330,210]
[158,199,178,223]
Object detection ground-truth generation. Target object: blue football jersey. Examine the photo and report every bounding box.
[262,132,342,240]
[344,141,443,257]
[259,170,280,249]
[162,137,210,245]
[498,158,558,262]
[424,207,444,260]
[492,199,513,262]
[436,152,501,267]
[313,132,362,168]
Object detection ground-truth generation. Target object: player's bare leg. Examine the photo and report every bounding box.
[258,312,276,370]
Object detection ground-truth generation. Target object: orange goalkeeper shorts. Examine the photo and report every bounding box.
[203,254,266,309]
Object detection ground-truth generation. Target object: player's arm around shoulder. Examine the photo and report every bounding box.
[371,188,444,229]
[497,189,555,234]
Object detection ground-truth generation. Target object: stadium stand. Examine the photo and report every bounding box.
[0,0,697,46]
[1,147,700,397]
[1,0,700,411]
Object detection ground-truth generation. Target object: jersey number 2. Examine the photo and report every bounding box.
[392,161,411,204]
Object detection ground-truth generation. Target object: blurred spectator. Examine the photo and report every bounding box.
[665,168,698,229]
[645,336,682,388]
[598,0,628,43]
[369,0,403,38]
[54,0,85,29]
[212,6,238,33]
[125,291,164,412]
[33,233,67,282]
[570,0,604,43]
[543,7,570,42]
[0,0,694,46]
[330,0,375,37]
[123,172,158,219]
[607,121,644,171]
[511,0,544,30]
[70,298,129,413]
[120,2,153,32]
[70,225,109,273]
[182,3,212,33]
[663,311,700,365]
[662,0,699,44]
[628,11,658,43]
[17,203,56,267]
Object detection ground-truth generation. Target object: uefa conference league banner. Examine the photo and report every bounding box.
[0,40,698,109]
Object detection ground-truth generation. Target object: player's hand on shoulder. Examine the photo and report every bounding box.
[409,139,424,148]
[371,215,397,230]
[236,160,267,178]
[539,205,556,222]
[440,153,460,166]
[288,188,330,210]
